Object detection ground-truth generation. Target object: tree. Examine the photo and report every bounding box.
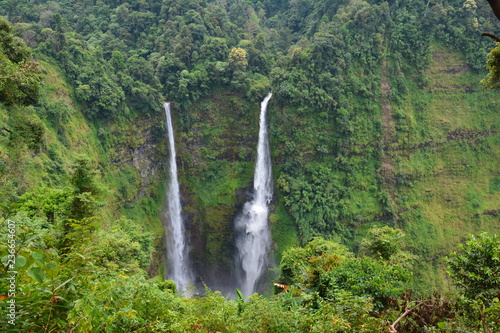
[0,17,42,105]
[228,47,248,72]
[320,257,410,310]
[69,155,102,221]
[173,25,194,67]
[445,232,500,300]
[358,226,419,268]
[278,237,351,287]
[482,45,500,88]
[360,226,405,260]
[15,187,71,223]
[200,36,228,62]
[277,237,410,310]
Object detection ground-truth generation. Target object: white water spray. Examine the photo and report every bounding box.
[164,102,192,292]
[235,93,273,296]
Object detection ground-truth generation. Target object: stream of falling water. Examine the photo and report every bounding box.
[164,102,192,292]
[235,93,273,296]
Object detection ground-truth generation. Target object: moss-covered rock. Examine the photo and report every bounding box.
[174,92,259,287]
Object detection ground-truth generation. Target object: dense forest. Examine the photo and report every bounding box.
[1,0,499,331]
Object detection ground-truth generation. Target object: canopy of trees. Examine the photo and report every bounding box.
[0,17,41,105]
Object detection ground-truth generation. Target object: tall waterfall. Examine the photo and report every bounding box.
[164,102,192,292]
[235,93,273,296]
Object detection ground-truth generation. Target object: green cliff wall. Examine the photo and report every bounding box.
[173,92,259,287]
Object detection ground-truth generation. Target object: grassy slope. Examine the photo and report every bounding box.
[1,59,166,261]
[390,45,500,292]
[0,59,95,199]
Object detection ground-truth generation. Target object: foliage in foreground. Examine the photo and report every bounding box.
[2,207,498,332]
[1,216,386,332]
[446,232,500,301]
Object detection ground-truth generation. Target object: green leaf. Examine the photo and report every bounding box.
[74,253,86,259]
[235,288,244,302]
[14,255,27,269]
[27,267,45,283]
[46,262,57,270]
[54,278,74,292]
[437,321,450,329]
[31,250,45,265]
[23,235,38,244]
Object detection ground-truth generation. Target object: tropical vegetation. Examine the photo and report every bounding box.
[1,0,499,331]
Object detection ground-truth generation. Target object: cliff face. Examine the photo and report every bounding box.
[381,46,500,291]
[0,57,263,289]
[173,92,259,290]
[110,115,164,203]
[266,45,500,292]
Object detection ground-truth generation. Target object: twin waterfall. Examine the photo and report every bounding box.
[163,102,192,292]
[163,94,273,296]
[235,93,273,296]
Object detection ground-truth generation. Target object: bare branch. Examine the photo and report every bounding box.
[482,32,500,42]
[388,300,431,333]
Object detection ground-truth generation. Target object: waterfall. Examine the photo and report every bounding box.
[235,93,273,296]
[163,102,192,292]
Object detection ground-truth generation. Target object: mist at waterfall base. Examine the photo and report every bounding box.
[234,92,274,297]
[162,102,193,293]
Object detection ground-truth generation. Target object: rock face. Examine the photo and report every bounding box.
[172,93,260,292]
[112,116,165,202]
[130,125,161,198]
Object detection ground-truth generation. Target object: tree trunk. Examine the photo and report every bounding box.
[487,0,500,22]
